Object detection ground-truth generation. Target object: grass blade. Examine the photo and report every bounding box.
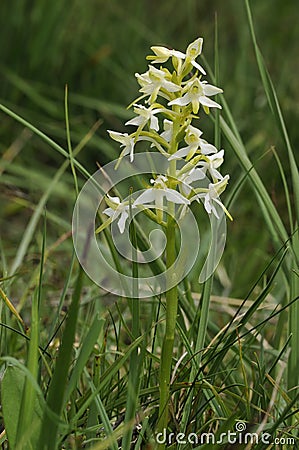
[38,267,84,450]
[15,213,45,449]
[65,314,105,400]
[245,0,299,225]
[244,0,299,399]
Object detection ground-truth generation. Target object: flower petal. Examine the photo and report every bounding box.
[134,190,156,206]
[107,194,121,205]
[168,146,190,160]
[200,141,218,155]
[199,96,222,109]
[103,207,115,218]
[108,130,128,144]
[204,195,214,215]
[186,37,203,58]
[186,168,205,182]
[162,79,181,92]
[191,60,206,75]
[164,189,190,204]
[150,115,159,131]
[125,116,143,127]
[203,84,223,96]
[168,94,190,107]
[118,210,129,234]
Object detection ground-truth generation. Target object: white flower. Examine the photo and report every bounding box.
[185,38,206,74]
[169,78,222,114]
[169,124,218,160]
[135,65,180,103]
[178,167,205,195]
[197,150,225,181]
[125,104,163,131]
[191,175,231,219]
[134,175,190,211]
[147,47,186,64]
[108,131,135,162]
[148,37,206,75]
[103,195,133,234]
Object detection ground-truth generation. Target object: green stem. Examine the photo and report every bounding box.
[157,217,178,442]
[157,158,178,448]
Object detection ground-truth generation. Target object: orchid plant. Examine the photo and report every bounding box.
[97,37,231,445]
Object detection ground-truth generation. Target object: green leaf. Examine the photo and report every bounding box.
[1,365,44,450]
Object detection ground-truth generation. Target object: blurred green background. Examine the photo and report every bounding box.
[1,0,298,152]
[0,0,298,296]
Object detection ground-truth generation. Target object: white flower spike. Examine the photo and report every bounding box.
[104,36,231,235]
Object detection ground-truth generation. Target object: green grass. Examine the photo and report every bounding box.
[0,1,299,449]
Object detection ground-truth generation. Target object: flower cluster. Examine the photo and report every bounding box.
[100,38,231,233]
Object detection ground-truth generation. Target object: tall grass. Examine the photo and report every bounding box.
[0,1,298,449]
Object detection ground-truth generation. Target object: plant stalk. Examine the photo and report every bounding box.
[157,157,178,447]
[157,215,178,445]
